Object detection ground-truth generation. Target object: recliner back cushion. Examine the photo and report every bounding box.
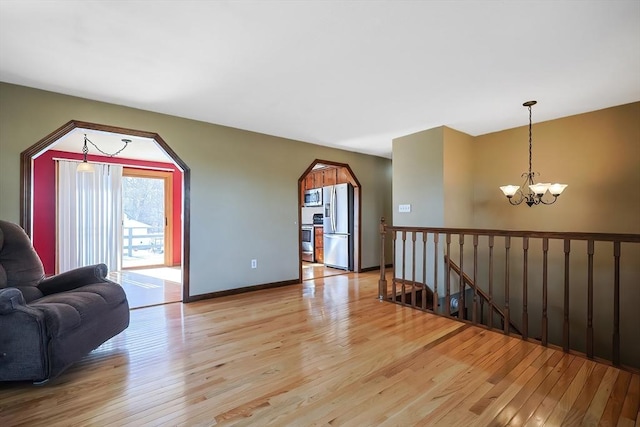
[0,221,45,302]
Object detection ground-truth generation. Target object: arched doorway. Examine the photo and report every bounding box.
[20,120,191,301]
[298,159,361,281]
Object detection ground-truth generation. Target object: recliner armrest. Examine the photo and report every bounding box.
[37,264,113,295]
[0,287,28,313]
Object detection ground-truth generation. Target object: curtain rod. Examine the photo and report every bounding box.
[52,157,175,172]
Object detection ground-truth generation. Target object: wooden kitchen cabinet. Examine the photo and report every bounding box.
[323,167,337,186]
[314,226,323,263]
[337,166,350,185]
[305,170,324,190]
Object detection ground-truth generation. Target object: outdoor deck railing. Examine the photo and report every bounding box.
[123,226,164,256]
[378,218,640,370]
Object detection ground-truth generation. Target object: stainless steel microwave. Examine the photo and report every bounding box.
[304,188,323,207]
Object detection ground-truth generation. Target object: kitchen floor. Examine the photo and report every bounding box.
[302,262,348,281]
[109,266,182,309]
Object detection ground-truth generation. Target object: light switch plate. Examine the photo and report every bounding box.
[398,204,411,213]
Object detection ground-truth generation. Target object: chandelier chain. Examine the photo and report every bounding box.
[528,104,533,176]
[84,134,129,158]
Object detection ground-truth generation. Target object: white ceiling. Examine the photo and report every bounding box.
[47,128,171,163]
[1,1,639,159]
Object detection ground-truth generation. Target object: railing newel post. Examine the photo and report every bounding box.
[392,230,397,303]
[563,239,571,353]
[378,217,387,300]
[446,234,452,317]
[488,236,494,330]
[504,236,511,335]
[459,234,465,320]
[587,239,594,359]
[433,233,439,314]
[401,231,407,305]
[411,232,417,308]
[522,236,529,340]
[422,232,428,310]
[473,235,479,325]
[613,241,621,366]
[542,238,549,346]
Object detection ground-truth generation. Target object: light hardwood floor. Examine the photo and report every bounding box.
[301,262,348,281]
[1,271,638,426]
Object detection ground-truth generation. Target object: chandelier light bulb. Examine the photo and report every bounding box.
[528,183,551,196]
[500,185,520,197]
[549,183,568,196]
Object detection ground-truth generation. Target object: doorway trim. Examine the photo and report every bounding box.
[298,159,361,281]
[20,120,191,301]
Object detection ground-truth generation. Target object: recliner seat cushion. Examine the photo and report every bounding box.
[31,283,128,338]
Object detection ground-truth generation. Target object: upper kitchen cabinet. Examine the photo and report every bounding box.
[304,173,316,190]
[323,167,338,186]
[338,167,351,185]
[302,165,351,194]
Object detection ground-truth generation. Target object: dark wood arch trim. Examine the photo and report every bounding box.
[20,120,191,302]
[298,159,362,281]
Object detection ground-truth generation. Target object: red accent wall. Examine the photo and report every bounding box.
[33,150,183,274]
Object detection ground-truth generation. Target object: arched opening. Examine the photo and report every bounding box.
[298,159,361,281]
[20,120,191,302]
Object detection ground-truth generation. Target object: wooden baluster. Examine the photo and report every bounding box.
[613,241,621,366]
[473,235,479,324]
[504,236,511,335]
[542,238,549,346]
[422,232,427,310]
[401,231,407,305]
[392,230,397,304]
[488,235,494,330]
[563,239,570,352]
[459,234,465,320]
[411,232,417,308]
[378,217,387,300]
[522,237,529,340]
[587,239,594,359]
[433,233,439,314]
[446,234,451,317]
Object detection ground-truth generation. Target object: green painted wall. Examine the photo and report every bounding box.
[0,82,392,296]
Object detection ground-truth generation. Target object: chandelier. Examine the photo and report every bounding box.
[499,101,567,206]
[77,134,130,173]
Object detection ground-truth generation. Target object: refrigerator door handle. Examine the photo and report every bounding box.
[332,186,337,232]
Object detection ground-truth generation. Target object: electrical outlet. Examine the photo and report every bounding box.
[251,259,257,269]
[398,204,411,213]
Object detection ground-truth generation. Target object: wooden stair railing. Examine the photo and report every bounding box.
[377,217,640,371]
[444,255,522,336]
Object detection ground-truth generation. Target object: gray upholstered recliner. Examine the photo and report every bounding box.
[0,220,129,383]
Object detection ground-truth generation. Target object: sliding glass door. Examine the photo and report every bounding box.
[121,169,173,269]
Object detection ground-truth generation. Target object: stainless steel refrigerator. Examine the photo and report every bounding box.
[323,183,354,270]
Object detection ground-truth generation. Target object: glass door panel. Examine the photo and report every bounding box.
[122,175,165,268]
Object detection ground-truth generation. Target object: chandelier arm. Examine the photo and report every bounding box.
[84,134,129,158]
[537,195,559,205]
[507,196,525,206]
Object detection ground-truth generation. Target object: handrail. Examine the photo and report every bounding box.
[444,255,521,336]
[378,217,640,370]
[388,225,640,243]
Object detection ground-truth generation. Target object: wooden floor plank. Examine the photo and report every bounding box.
[0,271,637,426]
[618,373,640,425]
